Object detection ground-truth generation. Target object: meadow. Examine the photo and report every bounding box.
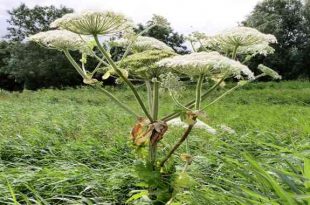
[0,81,309,204]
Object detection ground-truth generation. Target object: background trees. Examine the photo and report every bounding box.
[243,0,310,79]
[0,7,187,90]
[0,4,80,90]
[135,15,188,54]
[5,4,73,41]
[1,0,309,91]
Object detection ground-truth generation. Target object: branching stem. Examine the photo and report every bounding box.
[91,85,140,118]
[93,35,154,122]
[159,124,195,167]
[195,74,204,110]
[152,80,159,120]
[162,77,225,122]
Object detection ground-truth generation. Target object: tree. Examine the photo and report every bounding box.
[135,15,188,54]
[4,42,83,90]
[243,0,309,79]
[5,3,73,41]
[302,0,310,78]
[0,41,23,90]
[0,4,84,90]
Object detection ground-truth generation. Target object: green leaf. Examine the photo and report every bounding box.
[243,153,297,205]
[303,158,310,189]
[126,190,149,204]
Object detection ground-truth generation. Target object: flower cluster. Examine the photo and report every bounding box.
[168,117,217,134]
[114,36,174,53]
[258,64,282,79]
[29,30,92,53]
[215,26,277,47]
[196,27,277,56]
[50,10,133,35]
[237,42,275,56]
[157,51,254,79]
[120,50,176,79]
[160,72,184,94]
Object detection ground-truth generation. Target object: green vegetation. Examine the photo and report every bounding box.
[243,0,310,79]
[0,81,309,204]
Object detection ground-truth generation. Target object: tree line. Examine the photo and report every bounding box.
[0,0,309,91]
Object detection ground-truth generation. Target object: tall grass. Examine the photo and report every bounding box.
[0,81,309,204]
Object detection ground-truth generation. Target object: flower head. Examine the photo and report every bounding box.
[168,117,217,134]
[200,27,277,56]
[157,51,254,79]
[238,42,275,56]
[120,49,176,79]
[114,36,174,52]
[258,64,281,79]
[29,30,92,53]
[51,10,133,36]
[215,26,277,47]
[160,72,184,94]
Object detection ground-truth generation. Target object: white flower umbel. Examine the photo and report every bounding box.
[114,36,174,52]
[215,26,277,47]
[51,10,133,36]
[157,51,254,79]
[120,50,176,79]
[168,117,217,135]
[199,27,277,57]
[258,64,282,79]
[29,30,91,53]
[238,42,275,56]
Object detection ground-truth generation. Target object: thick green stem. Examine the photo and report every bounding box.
[152,80,159,120]
[148,80,159,169]
[64,50,139,118]
[162,77,225,122]
[232,45,239,60]
[93,35,154,122]
[159,124,195,167]
[201,84,241,110]
[63,50,86,78]
[200,74,266,111]
[91,85,139,118]
[195,74,204,110]
[146,80,153,115]
[149,142,157,168]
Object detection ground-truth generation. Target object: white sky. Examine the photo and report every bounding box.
[0,0,261,38]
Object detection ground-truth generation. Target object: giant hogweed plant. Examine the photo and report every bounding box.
[30,10,281,204]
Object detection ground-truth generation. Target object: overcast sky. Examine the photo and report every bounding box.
[0,0,261,39]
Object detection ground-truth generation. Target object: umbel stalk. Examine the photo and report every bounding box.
[93,34,154,122]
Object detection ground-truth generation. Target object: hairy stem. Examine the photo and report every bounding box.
[94,35,154,122]
[200,74,266,111]
[152,80,159,120]
[232,45,239,60]
[195,74,204,110]
[201,84,241,110]
[91,85,139,118]
[146,80,153,115]
[64,50,139,118]
[162,78,225,122]
[149,141,157,168]
[63,50,87,78]
[159,124,195,167]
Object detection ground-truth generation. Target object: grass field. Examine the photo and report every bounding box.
[0,81,309,204]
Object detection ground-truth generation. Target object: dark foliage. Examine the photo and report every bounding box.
[135,15,188,54]
[0,4,81,91]
[5,3,73,41]
[4,42,82,90]
[243,0,310,79]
